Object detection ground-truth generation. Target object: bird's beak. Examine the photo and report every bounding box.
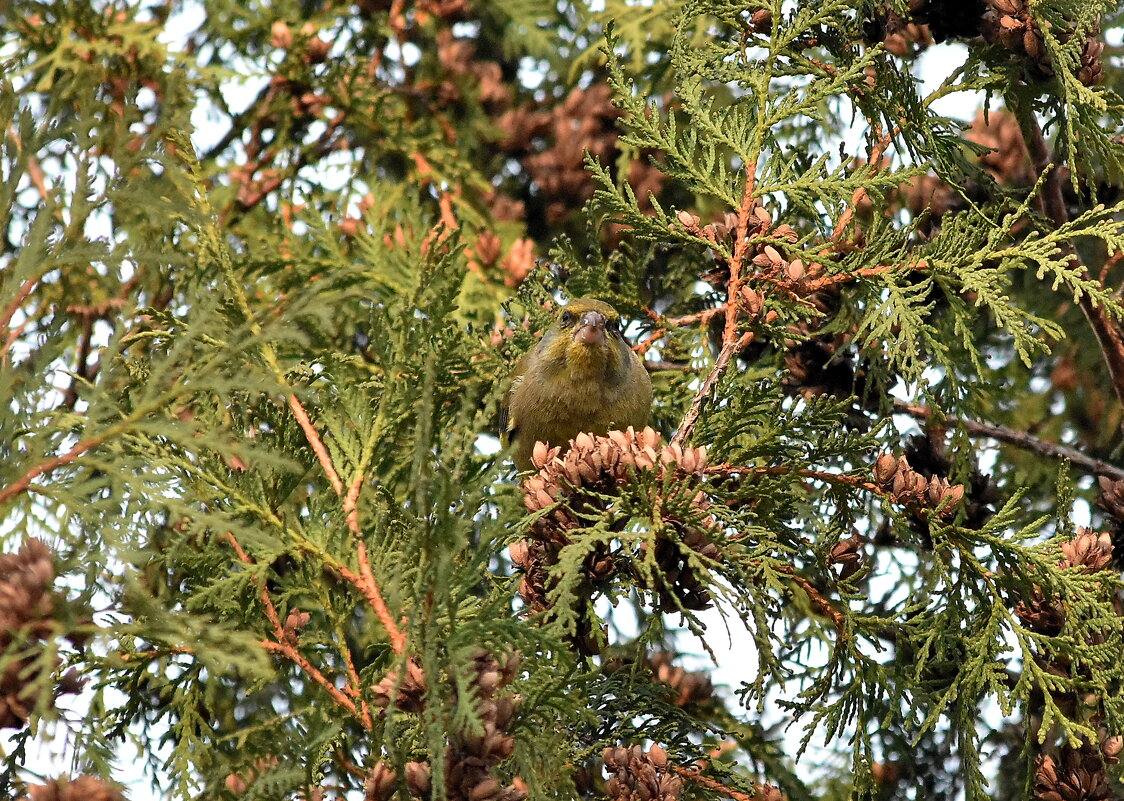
[572,310,607,345]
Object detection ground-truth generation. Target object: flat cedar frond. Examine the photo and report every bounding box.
[5,1,1124,800]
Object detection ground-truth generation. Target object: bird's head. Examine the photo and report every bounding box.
[537,298,631,380]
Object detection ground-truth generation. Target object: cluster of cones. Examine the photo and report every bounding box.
[366,649,525,801]
[1094,477,1124,570]
[867,0,1104,87]
[17,776,125,801]
[872,453,966,518]
[1011,529,1121,801]
[1034,737,1122,801]
[647,651,716,709]
[602,745,782,801]
[511,427,718,654]
[981,0,1104,85]
[602,745,682,801]
[675,205,805,298]
[1014,528,1114,635]
[1,539,82,730]
[676,206,864,402]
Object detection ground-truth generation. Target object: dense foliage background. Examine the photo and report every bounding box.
[3,0,1124,799]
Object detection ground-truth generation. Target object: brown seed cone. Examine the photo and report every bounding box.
[509,540,551,611]
[1015,587,1066,635]
[1059,528,1113,573]
[1096,476,1124,519]
[1078,35,1104,86]
[372,658,427,713]
[753,784,785,801]
[365,762,398,801]
[1034,742,1113,801]
[603,744,683,801]
[0,538,80,731]
[405,761,432,797]
[0,538,56,635]
[517,427,715,616]
[829,534,865,580]
[20,776,125,801]
[1102,735,1123,765]
[648,652,715,707]
[872,453,965,518]
[967,110,1032,186]
[643,526,718,611]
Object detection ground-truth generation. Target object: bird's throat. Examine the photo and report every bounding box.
[564,341,618,381]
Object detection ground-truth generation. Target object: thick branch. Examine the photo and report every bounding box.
[287,394,344,495]
[670,766,755,801]
[895,401,1124,481]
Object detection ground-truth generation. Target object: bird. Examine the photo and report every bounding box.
[501,298,653,471]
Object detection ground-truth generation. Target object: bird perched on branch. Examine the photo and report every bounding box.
[501,298,653,471]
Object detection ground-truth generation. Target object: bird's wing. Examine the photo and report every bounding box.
[499,371,524,445]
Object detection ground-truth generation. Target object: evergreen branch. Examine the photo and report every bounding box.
[894,401,1124,481]
[172,137,405,656]
[831,127,898,243]
[674,331,756,448]
[219,109,349,223]
[5,125,49,204]
[670,765,754,801]
[1017,111,1124,412]
[334,542,407,655]
[0,433,105,508]
[773,563,847,636]
[288,395,344,496]
[1,319,27,365]
[672,176,758,448]
[224,531,374,729]
[0,275,38,364]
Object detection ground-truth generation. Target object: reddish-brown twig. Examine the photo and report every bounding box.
[672,174,758,448]
[287,394,344,495]
[335,542,407,655]
[0,435,105,508]
[343,475,363,535]
[673,330,757,448]
[832,127,898,242]
[670,766,755,801]
[773,564,846,634]
[225,532,373,729]
[2,319,28,367]
[0,276,38,334]
[6,125,50,203]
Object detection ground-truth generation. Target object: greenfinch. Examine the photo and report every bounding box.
[501,298,653,471]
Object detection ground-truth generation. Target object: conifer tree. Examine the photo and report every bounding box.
[3,1,1124,799]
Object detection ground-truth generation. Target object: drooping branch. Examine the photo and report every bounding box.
[670,765,756,801]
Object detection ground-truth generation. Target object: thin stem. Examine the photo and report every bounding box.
[225,532,374,729]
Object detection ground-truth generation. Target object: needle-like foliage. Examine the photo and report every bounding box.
[2,1,1124,800]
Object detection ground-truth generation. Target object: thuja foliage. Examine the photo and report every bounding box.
[4,0,1124,799]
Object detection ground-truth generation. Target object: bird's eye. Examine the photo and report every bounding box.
[560,311,574,326]
[607,318,621,335]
